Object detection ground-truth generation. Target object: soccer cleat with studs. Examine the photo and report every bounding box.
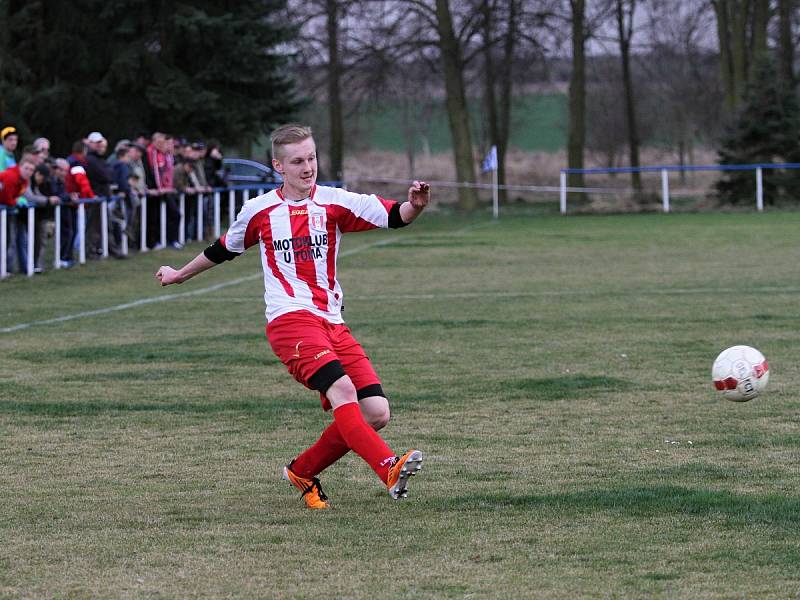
[386,449,424,499]
[282,461,331,510]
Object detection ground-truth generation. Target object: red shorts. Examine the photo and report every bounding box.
[266,310,381,410]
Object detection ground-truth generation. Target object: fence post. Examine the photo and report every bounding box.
[756,167,764,211]
[26,206,35,276]
[214,191,221,238]
[54,204,61,269]
[101,199,108,258]
[140,196,148,252]
[197,194,204,241]
[78,203,86,264]
[179,193,186,245]
[228,189,235,226]
[121,200,128,256]
[1,209,7,279]
[160,198,167,248]
[661,169,670,213]
[559,171,567,214]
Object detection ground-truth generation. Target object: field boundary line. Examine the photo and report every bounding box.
[1,223,493,334]
[184,285,800,303]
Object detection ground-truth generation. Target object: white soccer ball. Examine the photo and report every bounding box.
[711,345,769,402]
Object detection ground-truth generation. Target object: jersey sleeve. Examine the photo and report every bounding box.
[221,196,273,253]
[330,188,397,233]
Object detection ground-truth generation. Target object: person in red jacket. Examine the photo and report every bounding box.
[0,157,36,274]
[0,157,35,206]
[62,141,95,264]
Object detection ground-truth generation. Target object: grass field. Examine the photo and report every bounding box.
[1,210,799,598]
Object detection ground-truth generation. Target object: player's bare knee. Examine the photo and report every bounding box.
[364,401,390,430]
[358,389,390,430]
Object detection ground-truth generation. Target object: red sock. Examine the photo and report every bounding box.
[333,402,395,483]
[291,421,350,479]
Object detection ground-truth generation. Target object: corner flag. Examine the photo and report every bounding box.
[481,145,497,173]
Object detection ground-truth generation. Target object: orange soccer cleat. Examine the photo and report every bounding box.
[386,449,424,499]
[283,462,331,510]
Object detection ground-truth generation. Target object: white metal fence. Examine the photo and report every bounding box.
[1,184,279,279]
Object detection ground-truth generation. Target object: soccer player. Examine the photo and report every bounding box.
[155,124,429,509]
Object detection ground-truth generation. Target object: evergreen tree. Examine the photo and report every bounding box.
[715,55,800,205]
[0,0,301,154]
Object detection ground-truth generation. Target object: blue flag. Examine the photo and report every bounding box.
[481,145,497,173]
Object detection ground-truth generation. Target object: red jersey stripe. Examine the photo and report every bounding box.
[259,205,295,298]
[289,209,328,311]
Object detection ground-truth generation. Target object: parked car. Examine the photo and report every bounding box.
[223,158,282,185]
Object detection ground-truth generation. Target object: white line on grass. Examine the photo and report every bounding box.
[0,230,458,334]
[177,285,800,304]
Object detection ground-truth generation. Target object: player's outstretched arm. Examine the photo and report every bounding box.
[399,181,430,224]
[156,252,216,286]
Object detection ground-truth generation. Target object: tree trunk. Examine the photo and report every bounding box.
[497,0,518,205]
[435,0,478,210]
[327,0,344,181]
[713,0,736,111]
[616,0,642,194]
[567,0,586,196]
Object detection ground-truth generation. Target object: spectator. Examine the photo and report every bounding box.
[33,137,51,160]
[108,141,134,257]
[144,132,180,249]
[22,163,60,273]
[126,142,147,248]
[22,145,45,166]
[204,141,227,188]
[1,127,19,171]
[64,141,95,264]
[84,131,115,257]
[0,156,36,273]
[51,158,75,267]
[190,142,213,192]
[174,158,201,241]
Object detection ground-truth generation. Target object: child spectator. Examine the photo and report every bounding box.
[1,127,19,171]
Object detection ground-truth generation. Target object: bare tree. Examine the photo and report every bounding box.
[615,0,642,194]
[564,0,614,196]
[432,0,479,209]
[642,0,721,180]
[567,0,587,194]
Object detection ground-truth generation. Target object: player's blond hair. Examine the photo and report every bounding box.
[271,124,313,160]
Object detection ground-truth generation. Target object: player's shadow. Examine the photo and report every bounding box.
[451,485,800,527]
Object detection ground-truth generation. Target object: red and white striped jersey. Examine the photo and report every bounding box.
[221,184,397,323]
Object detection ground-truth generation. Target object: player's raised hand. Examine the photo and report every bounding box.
[156,266,182,286]
[408,181,430,210]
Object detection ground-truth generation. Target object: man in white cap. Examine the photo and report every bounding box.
[84,132,114,257]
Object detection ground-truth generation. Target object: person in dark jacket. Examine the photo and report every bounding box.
[84,131,114,257]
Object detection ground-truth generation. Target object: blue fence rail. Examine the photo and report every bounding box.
[558,162,800,214]
[1,182,340,279]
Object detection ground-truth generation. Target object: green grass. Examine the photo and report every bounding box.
[1,210,799,598]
